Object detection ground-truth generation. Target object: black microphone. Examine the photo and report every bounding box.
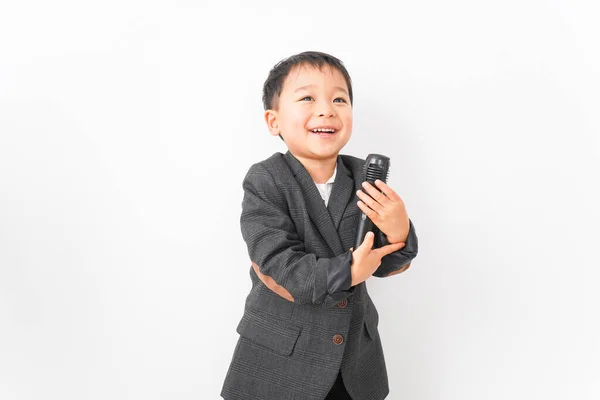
[354,154,390,250]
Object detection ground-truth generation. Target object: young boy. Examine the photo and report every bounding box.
[221,51,418,400]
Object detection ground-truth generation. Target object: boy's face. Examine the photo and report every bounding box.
[265,64,352,163]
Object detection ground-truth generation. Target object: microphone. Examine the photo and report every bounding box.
[354,154,390,250]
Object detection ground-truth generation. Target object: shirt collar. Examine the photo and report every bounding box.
[325,165,337,184]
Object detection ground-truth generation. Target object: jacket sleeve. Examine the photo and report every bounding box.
[240,163,354,307]
[372,219,418,277]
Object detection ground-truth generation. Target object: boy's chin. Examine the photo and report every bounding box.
[289,147,340,161]
[309,146,344,159]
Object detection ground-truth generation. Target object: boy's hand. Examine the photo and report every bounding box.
[251,261,295,302]
[350,232,405,286]
[356,179,410,244]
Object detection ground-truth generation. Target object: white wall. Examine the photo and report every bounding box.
[1,1,599,399]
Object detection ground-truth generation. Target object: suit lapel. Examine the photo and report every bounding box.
[283,151,345,256]
[327,157,355,230]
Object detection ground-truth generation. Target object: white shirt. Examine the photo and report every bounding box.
[313,165,337,207]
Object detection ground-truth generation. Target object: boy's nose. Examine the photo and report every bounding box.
[316,104,336,118]
[318,112,335,117]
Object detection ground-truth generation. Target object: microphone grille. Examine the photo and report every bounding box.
[365,164,389,184]
[363,154,390,185]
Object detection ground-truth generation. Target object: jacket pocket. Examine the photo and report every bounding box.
[363,306,379,341]
[364,319,377,341]
[236,309,302,356]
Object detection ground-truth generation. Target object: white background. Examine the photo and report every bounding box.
[1,1,599,399]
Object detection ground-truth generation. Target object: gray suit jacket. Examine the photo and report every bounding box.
[221,151,418,400]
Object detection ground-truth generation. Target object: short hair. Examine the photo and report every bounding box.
[262,51,353,111]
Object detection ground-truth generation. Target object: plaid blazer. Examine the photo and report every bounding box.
[221,151,418,400]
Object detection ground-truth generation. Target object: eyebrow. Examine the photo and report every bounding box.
[293,84,349,95]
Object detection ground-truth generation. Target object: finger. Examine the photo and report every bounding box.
[374,180,403,202]
[356,189,384,213]
[362,181,390,204]
[378,242,405,256]
[357,200,379,221]
[357,231,375,252]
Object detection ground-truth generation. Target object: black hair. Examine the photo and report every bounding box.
[262,51,353,111]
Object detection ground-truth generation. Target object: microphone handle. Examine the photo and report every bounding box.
[354,212,375,250]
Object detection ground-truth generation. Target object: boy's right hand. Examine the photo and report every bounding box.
[350,231,405,286]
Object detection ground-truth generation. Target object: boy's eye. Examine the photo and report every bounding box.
[334,98,347,103]
[300,96,313,101]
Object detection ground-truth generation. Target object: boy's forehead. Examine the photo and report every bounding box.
[282,64,348,93]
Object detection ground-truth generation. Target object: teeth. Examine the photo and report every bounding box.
[311,128,335,133]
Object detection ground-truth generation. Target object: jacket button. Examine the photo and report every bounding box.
[337,299,348,308]
[333,334,344,345]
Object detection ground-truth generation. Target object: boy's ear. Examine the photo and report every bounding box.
[264,109,281,137]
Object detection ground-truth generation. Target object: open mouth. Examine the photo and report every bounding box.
[309,128,337,135]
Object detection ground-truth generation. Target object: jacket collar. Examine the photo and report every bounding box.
[283,151,355,255]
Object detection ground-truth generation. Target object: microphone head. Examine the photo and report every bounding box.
[363,154,390,185]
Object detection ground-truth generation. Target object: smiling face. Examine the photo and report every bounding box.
[265,64,353,165]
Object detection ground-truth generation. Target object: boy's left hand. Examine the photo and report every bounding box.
[356,179,410,244]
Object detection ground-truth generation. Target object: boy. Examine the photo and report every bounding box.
[221,51,418,400]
